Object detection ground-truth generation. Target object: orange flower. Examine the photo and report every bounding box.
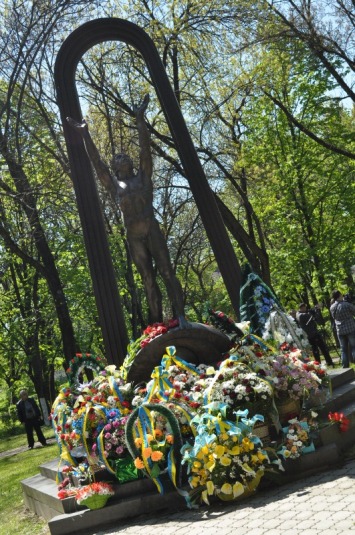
[166,434,174,444]
[134,437,143,447]
[151,450,163,462]
[154,428,163,438]
[134,457,144,469]
[143,447,152,458]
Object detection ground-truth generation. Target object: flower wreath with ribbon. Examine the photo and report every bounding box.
[66,353,107,391]
[125,402,184,494]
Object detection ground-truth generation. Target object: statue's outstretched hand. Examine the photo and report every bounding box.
[66,117,89,136]
[133,94,150,117]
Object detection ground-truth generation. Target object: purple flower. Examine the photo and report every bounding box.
[104,432,112,439]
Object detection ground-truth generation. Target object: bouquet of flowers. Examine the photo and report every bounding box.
[206,360,274,419]
[266,354,321,403]
[182,411,271,505]
[133,425,174,479]
[75,482,115,509]
[95,414,130,461]
[278,419,314,459]
[328,412,351,433]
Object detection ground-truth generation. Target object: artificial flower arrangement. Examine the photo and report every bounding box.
[208,309,244,343]
[181,409,273,506]
[278,419,315,460]
[75,481,115,510]
[262,307,310,354]
[328,412,351,433]
[120,319,179,380]
[52,320,333,511]
[265,353,321,403]
[205,359,274,420]
[125,402,184,493]
[66,353,106,391]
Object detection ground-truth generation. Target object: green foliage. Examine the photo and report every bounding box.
[0,439,56,535]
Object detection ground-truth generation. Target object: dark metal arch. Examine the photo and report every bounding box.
[55,17,241,364]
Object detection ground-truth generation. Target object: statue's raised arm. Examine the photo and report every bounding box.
[66,117,117,199]
[133,94,152,180]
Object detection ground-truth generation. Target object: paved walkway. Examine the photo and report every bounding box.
[0,438,57,459]
[95,456,355,535]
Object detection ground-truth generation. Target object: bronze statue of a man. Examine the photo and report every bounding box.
[67,95,186,326]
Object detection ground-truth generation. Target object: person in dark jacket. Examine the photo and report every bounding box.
[297,303,334,367]
[330,290,355,368]
[16,389,47,449]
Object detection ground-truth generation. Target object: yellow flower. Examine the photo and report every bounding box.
[143,447,152,459]
[232,481,244,498]
[214,445,225,458]
[251,454,259,464]
[257,451,266,461]
[206,480,215,495]
[220,455,232,467]
[201,445,209,455]
[151,450,163,462]
[146,434,154,443]
[190,476,200,488]
[242,438,254,451]
[196,450,205,460]
[242,463,254,473]
[134,457,144,469]
[221,483,233,495]
[283,449,291,458]
[193,461,202,469]
[220,433,229,441]
[206,460,216,471]
[134,437,143,447]
[228,445,240,455]
[206,366,216,375]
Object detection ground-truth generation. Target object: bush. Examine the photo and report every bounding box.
[0,404,18,431]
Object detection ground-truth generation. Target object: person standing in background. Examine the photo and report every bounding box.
[16,389,47,449]
[297,303,334,367]
[330,290,355,368]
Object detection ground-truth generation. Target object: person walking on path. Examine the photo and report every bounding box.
[16,389,47,449]
[297,303,334,367]
[330,290,355,368]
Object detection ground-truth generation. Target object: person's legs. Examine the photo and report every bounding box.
[308,336,320,360]
[338,334,350,368]
[33,421,47,446]
[315,334,334,366]
[347,332,355,364]
[24,420,35,448]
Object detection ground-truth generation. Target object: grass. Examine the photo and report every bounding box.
[0,426,58,535]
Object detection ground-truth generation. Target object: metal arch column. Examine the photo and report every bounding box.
[54,17,242,365]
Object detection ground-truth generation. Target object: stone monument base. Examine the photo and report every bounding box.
[127,322,232,383]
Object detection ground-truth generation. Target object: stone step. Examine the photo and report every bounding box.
[48,485,187,535]
[40,458,60,482]
[21,473,84,520]
[328,367,355,389]
[315,380,355,416]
